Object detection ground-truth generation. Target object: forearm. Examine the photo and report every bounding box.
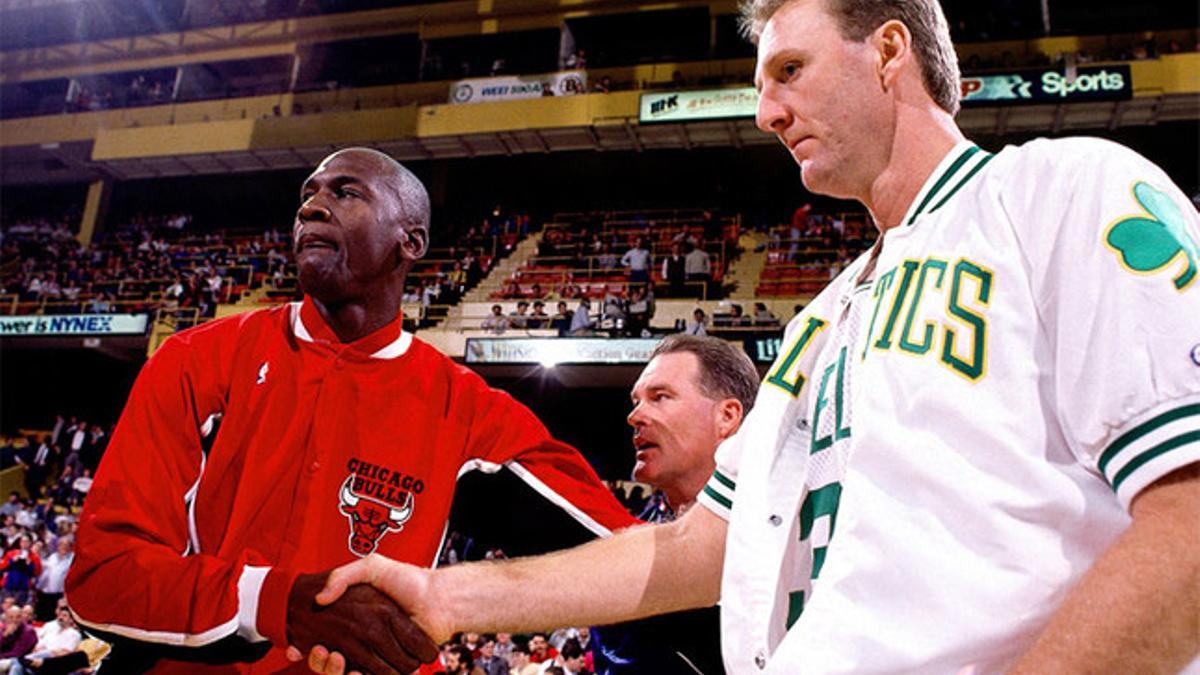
[1011,466,1200,674]
[431,505,726,637]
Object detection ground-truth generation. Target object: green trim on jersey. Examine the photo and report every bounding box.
[906,146,980,226]
[713,469,736,491]
[929,154,996,215]
[702,484,732,510]
[1098,403,1200,477]
[1110,430,1200,492]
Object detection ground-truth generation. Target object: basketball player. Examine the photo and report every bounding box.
[302,1,1200,672]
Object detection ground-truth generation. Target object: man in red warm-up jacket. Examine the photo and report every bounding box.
[65,148,637,674]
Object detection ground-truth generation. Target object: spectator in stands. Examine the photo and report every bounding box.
[493,632,514,663]
[25,441,53,501]
[661,244,687,297]
[0,606,36,667]
[568,298,595,336]
[1,536,42,606]
[476,636,507,675]
[716,304,751,328]
[555,639,589,675]
[0,497,18,520]
[626,285,654,337]
[421,279,440,308]
[33,539,71,622]
[68,469,92,507]
[683,308,707,337]
[508,641,537,675]
[463,251,483,289]
[526,301,549,329]
[13,636,110,675]
[551,301,573,335]
[508,301,530,330]
[753,302,779,326]
[482,305,509,334]
[565,49,586,69]
[501,279,523,299]
[444,643,476,674]
[528,633,556,664]
[12,601,81,673]
[596,244,617,272]
[620,238,652,285]
[683,242,712,295]
[601,291,626,329]
[85,292,112,314]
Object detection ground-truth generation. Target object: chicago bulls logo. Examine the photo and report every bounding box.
[338,476,414,556]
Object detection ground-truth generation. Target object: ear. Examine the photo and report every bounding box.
[873,19,913,92]
[396,226,429,264]
[715,398,744,440]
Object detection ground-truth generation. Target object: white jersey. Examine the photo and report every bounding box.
[698,138,1200,674]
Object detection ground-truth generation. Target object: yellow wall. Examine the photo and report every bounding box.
[1130,52,1200,94]
[4,54,1196,159]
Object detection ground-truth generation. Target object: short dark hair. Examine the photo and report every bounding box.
[561,638,584,660]
[448,644,473,669]
[651,334,760,414]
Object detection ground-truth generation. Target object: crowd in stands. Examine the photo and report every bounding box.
[1,212,289,321]
[0,415,112,674]
[756,205,875,297]
[493,209,735,310]
[0,204,535,335]
[426,482,669,674]
[411,629,594,675]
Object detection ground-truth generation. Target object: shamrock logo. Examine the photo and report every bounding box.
[1105,181,1198,291]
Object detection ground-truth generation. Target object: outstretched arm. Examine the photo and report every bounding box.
[293,504,727,672]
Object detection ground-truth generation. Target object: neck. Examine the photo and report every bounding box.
[310,280,405,343]
[863,108,965,232]
[664,472,710,514]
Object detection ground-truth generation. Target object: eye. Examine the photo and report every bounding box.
[336,186,361,199]
[782,61,802,80]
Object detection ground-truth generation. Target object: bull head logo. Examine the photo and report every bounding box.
[338,477,414,556]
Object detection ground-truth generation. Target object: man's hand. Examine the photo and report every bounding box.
[286,570,438,675]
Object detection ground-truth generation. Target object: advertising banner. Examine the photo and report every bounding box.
[450,70,588,104]
[960,65,1132,105]
[639,87,758,123]
[0,314,149,336]
[465,337,660,365]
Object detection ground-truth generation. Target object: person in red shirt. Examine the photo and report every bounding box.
[527,633,557,664]
[66,148,636,674]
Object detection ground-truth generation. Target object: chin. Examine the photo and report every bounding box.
[632,464,654,484]
[799,162,854,200]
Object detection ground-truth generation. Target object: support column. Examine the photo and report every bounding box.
[78,179,111,248]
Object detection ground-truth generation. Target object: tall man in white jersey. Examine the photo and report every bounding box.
[298,0,1200,672]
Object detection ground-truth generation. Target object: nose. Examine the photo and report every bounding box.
[755,83,790,136]
[627,402,645,428]
[297,193,331,224]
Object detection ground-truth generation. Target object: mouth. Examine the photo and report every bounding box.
[786,135,813,153]
[295,232,339,254]
[634,442,658,461]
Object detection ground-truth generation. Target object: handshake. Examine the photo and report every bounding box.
[285,556,446,675]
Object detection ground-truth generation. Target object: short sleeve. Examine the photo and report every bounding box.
[1003,138,1200,509]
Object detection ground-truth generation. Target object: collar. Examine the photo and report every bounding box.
[902,141,994,227]
[291,297,413,360]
